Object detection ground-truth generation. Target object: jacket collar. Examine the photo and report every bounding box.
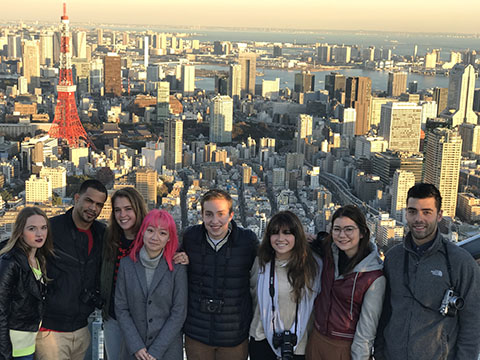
[65,207,103,238]
[133,256,169,298]
[11,247,44,300]
[404,229,446,258]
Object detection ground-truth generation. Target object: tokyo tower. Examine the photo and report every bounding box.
[48,3,91,148]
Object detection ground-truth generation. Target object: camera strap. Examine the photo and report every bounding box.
[269,257,299,337]
[402,240,455,312]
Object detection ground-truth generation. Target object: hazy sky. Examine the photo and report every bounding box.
[3,0,480,34]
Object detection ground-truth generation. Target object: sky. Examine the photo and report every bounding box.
[3,0,480,34]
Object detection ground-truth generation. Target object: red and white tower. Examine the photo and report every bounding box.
[48,3,91,148]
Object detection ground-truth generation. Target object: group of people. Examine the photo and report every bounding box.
[0,180,479,360]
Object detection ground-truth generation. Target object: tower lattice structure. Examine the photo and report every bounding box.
[48,3,91,148]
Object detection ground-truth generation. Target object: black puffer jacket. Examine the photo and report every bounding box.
[182,220,258,347]
[0,247,46,360]
[42,208,105,331]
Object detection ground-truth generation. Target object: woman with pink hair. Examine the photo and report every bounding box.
[115,209,188,360]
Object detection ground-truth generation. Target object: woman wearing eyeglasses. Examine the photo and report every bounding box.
[306,205,386,360]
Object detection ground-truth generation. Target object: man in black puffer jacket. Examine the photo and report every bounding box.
[36,180,107,360]
[182,189,258,360]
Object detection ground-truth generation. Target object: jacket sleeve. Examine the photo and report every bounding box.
[351,275,386,360]
[148,264,188,359]
[114,260,146,356]
[454,255,480,358]
[0,257,17,360]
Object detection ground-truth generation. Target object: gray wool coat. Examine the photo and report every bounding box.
[115,255,188,360]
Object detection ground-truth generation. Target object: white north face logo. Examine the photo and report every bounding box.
[431,270,443,277]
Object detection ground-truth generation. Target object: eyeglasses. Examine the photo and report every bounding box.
[331,226,358,236]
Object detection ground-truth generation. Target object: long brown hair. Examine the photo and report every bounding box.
[258,211,318,302]
[325,205,371,274]
[0,207,54,281]
[104,187,147,261]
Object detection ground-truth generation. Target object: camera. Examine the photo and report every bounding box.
[439,289,464,317]
[273,330,297,360]
[80,288,104,309]
[199,298,224,314]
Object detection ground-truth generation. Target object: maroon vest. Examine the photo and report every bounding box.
[314,255,383,341]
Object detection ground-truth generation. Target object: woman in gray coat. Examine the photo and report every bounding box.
[115,209,188,360]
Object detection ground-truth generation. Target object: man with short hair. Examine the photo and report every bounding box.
[182,189,258,360]
[375,183,480,359]
[36,179,108,360]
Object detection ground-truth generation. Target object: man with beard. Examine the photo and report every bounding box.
[375,183,480,360]
[36,180,107,360]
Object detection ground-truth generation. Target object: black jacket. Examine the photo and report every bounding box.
[182,220,258,347]
[42,208,105,331]
[0,247,46,360]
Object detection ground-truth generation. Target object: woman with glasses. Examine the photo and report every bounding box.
[306,205,386,360]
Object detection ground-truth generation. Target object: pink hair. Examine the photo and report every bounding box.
[129,209,179,271]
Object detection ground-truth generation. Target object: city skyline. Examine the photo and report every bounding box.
[2,0,480,34]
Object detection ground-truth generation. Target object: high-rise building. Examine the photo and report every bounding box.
[345,76,372,135]
[239,52,256,97]
[273,45,282,57]
[296,114,313,154]
[104,53,121,97]
[228,64,241,102]
[458,123,480,155]
[156,81,170,124]
[210,96,233,143]
[242,164,252,184]
[136,168,157,209]
[424,50,437,69]
[473,88,480,112]
[419,101,438,130]
[370,97,398,127]
[391,169,416,222]
[325,72,346,102]
[181,64,195,96]
[25,174,52,204]
[317,43,331,63]
[423,128,462,217]
[261,78,280,100]
[294,71,315,93]
[440,64,477,126]
[22,40,40,91]
[372,151,423,185]
[333,45,351,64]
[39,33,54,65]
[144,36,149,68]
[433,87,448,116]
[122,32,129,46]
[164,116,183,170]
[39,167,67,198]
[387,72,407,97]
[380,102,422,152]
[7,35,22,59]
[72,31,87,58]
[342,108,356,137]
[97,28,103,45]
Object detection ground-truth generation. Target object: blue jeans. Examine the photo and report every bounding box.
[14,355,34,360]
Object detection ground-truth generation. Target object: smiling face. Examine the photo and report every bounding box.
[270,226,295,260]
[73,187,107,229]
[113,196,137,239]
[332,216,362,258]
[202,199,234,241]
[406,197,442,245]
[22,214,48,253]
[143,224,170,259]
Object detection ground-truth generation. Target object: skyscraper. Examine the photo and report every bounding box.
[136,168,157,209]
[391,169,416,222]
[156,81,170,124]
[387,72,407,97]
[317,44,331,63]
[294,71,315,93]
[228,64,241,102]
[325,72,346,102]
[210,95,233,143]
[72,31,87,58]
[345,76,372,135]
[104,53,121,97]
[440,64,477,126]
[239,52,256,97]
[423,128,462,218]
[39,33,54,65]
[296,114,313,153]
[97,28,103,45]
[7,35,22,59]
[380,102,422,152]
[22,40,40,91]
[433,87,449,116]
[164,116,183,170]
[181,64,195,96]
